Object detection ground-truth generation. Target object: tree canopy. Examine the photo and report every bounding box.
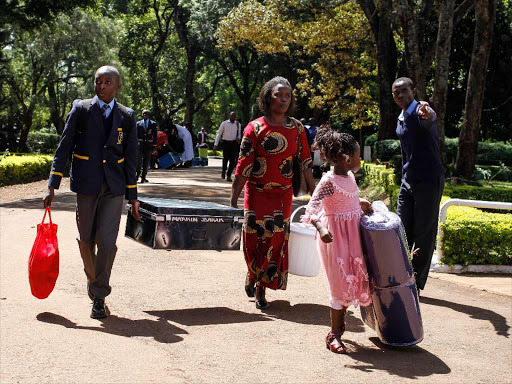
[0,0,510,177]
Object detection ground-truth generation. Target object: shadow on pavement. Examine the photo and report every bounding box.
[0,192,77,211]
[257,300,366,332]
[37,312,187,344]
[421,296,510,337]
[342,337,451,379]
[146,307,273,326]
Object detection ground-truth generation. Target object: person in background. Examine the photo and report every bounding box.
[300,118,313,148]
[136,109,157,183]
[43,65,140,320]
[307,117,318,144]
[230,76,315,310]
[213,111,241,182]
[174,121,194,168]
[197,127,209,159]
[185,122,198,156]
[151,130,169,168]
[392,77,445,295]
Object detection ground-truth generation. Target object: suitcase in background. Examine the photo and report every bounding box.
[158,153,181,169]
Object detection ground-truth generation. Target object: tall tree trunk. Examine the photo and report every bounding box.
[396,0,428,99]
[47,79,64,134]
[431,0,456,166]
[18,98,35,152]
[148,60,163,124]
[183,52,198,125]
[358,0,399,140]
[455,0,497,178]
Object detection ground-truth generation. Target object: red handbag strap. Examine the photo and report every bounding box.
[42,206,53,225]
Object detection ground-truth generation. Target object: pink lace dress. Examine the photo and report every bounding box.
[301,171,372,310]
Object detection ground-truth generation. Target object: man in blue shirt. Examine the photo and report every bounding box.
[393,77,445,295]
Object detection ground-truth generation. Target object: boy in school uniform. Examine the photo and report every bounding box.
[43,65,140,319]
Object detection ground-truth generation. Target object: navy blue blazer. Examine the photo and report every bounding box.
[136,119,157,151]
[48,97,138,200]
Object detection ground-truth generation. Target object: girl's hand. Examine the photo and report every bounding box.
[359,198,373,215]
[319,227,333,243]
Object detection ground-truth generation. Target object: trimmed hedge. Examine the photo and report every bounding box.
[27,131,61,154]
[373,137,512,165]
[362,163,512,265]
[0,154,53,187]
[441,206,512,266]
[443,184,512,203]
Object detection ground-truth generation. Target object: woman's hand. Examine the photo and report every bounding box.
[359,198,373,215]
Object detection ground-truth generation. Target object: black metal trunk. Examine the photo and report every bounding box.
[125,198,244,250]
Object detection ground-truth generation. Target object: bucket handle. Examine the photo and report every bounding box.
[290,205,307,223]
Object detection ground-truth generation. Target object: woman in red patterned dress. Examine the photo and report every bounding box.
[230,77,315,309]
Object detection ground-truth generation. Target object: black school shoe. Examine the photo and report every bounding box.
[91,298,107,319]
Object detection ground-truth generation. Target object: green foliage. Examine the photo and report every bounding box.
[443,184,512,204]
[373,140,401,162]
[373,137,512,166]
[217,0,378,129]
[476,141,512,166]
[26,131,61,154]
[477,164,512,182]
[364,133,377,148]
[441,206,512,266]
[0,154,53,186]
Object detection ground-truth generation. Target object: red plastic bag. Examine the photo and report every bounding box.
[28,207,59,299]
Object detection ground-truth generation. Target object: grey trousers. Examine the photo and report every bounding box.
[76,181,124,299]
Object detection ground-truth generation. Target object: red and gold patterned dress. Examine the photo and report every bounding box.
[235,116,312,290]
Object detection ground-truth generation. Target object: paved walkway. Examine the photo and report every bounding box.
[1,159,511,383]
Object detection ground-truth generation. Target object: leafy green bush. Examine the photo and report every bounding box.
[475,164,512,182]
[362,163,395,191]
[363,163,512,265]
[443,184,512,204]
[477,141,512,166]
[364,133,378,148]
[441,206,512,266]
[0,154,53,186]
[444,138,512,166]
[373,139,401,161]
[374,137,512,166]
[27,131,61,154]
[208,149,222,156]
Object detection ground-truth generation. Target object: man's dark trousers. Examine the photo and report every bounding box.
[397,175,444,290]
[222,139,238,178]
[137,147,152,180]
[76,180,123,299]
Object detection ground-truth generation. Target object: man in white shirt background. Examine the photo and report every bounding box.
[213,111,241,182]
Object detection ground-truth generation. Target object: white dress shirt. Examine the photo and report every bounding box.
[214,120,241,146]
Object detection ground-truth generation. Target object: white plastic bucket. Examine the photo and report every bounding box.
[288,206,321,277]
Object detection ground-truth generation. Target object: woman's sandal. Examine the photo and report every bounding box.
[325,332,348,354]
[255,285,269,309]
[244,273,255,298]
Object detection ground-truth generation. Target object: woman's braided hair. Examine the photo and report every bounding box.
[257,76,295,115]
[313,123,359,165]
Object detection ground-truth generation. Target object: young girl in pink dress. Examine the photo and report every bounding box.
[301,125,373,354]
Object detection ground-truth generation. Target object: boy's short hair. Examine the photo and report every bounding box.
[95,65,121,82]
[392,77,415,90]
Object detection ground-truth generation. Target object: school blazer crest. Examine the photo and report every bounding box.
[48,97,138,200]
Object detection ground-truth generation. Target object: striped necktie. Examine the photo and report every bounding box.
[101,104,109,118]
